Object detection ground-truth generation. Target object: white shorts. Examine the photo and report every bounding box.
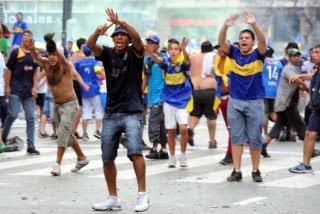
[163,102,189,129]
[82,95,104,120]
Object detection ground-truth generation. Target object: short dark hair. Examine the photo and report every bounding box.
[168,38,180,49]
[16,12,23,17]
[285,42,299,52]
[22,30,32,36]
[313,44,320,49]
[68,41,73,45]
[76,38,86,49]
[201,41,214,53]
[239,29,255,41]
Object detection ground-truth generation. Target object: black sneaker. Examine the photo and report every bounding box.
[286,134,296,142]
[38,132,48,138]
[208,140,217,149]
[145,148,159,159]
[187,128,194,146]
[252,169,263,182]
[82,133,90,141]
[27,147,40,155]
[227,169,242,182]
[219,153,232,165]
[159,149,169,159]
[73,131,82,139]
[50,134,58,140]
[94,130,101,139]
[261,148,271,158]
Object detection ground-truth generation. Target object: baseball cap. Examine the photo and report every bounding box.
[82,44,92,56]
[110,26,129,38]
[146,34,160,44]
[288,48,301,57]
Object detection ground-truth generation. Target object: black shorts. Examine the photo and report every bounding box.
[36,93,46,107]
[264,98,275,114]
[73,81,82,106]
[190,89,217,120]
[307,111,320,132]
[269,105,306,140]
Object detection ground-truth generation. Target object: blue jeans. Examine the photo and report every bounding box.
[2,95,35,148]
[101,112,143,161]
[227,97,264,150]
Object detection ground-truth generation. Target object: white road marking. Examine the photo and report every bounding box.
[90,154,249,179]
[261,170,320,189]
[176,157,320,184]
[233,197,267,206]
[0,148,102,171]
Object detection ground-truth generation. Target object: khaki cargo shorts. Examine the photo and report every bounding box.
[54,99,79,148]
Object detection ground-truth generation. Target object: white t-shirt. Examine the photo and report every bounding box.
[0,52,6,96]
[38,76,48,94]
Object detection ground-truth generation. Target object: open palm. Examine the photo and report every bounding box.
[224,14,239,26]
[180,37,189,50]
[243,10,256,24]
[106,8,121,26]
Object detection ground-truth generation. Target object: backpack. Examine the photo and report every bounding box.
[3,136,24,152]
[310,68,320,111]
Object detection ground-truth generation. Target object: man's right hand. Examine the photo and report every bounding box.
[96,23,113,36]
[290,75,301,84]
[224,14,239,27]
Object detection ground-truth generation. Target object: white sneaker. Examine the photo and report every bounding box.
[92,196,122,211]
[168,156,176,168]
[51,163,61,176]
[134,192,150,212]
[179,155,188,167]
[71,157,89,172]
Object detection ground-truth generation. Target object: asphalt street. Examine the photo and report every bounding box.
[0,116,320,214]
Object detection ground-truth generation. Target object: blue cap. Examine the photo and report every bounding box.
[110,26,129,38]
[82,44,92,56]
[146,34,160,44]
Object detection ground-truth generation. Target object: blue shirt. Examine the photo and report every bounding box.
[12,20,27,46]
[228,45,265,100]
[74,57,100,98]
[262,58,283,99]
[160,56,192,109]
[144,54,165,107]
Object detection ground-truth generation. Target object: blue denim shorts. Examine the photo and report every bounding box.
[227,98,264,150]
[101,112,143,161]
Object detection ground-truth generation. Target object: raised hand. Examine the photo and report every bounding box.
[243,10,256,25]
[180,37,189,51]
[106,8,122,26]
[224,14,239,27]
[96,22,113,36]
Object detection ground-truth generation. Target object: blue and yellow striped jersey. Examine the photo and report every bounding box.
[228,45,265,100]
[160,55,192,109]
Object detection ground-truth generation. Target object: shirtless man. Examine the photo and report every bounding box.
[29,34,90,176]
[188,41,218,149]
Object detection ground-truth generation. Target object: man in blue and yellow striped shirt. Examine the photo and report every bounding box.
[218,10,267,183]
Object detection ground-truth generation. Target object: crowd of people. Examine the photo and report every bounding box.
[0,9,320,212]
